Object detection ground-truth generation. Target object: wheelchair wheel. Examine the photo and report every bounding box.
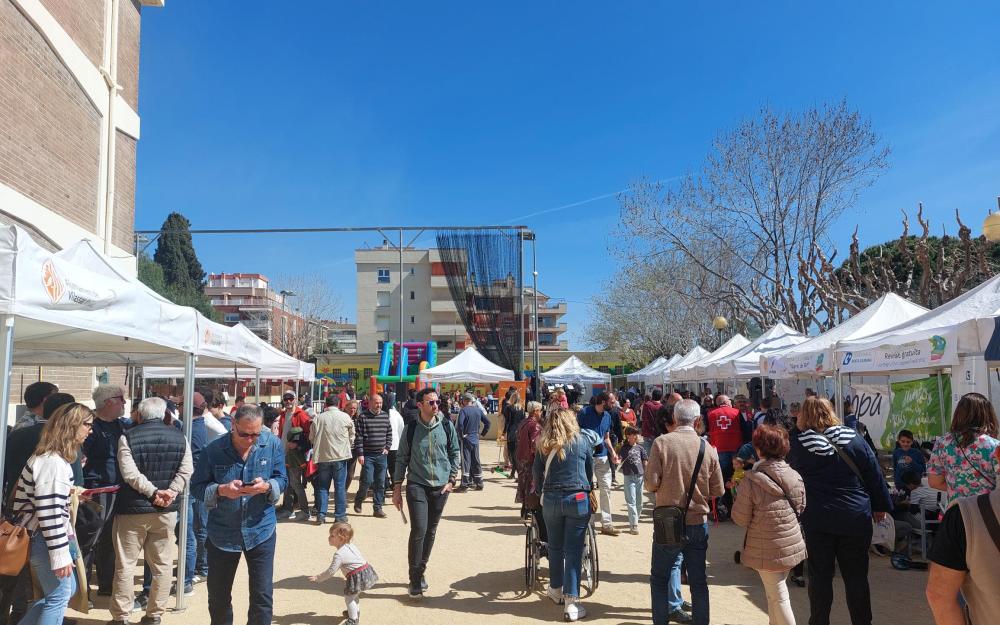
[580,522,600,596]
[524,517,539,590]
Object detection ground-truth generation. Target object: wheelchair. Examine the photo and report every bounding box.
[524,514,600,596]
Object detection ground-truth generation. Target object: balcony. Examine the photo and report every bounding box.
[240,320,272,331]
[430,299,457,312]
[431,323,467,336]
[430,275,450,289]
[534,301,567,315]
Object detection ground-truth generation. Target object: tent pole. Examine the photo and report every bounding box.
[175,352,196,612]
[140,372,147,400]
[255,369,261,403]
[937,370,947,434]
[0,317,15,511]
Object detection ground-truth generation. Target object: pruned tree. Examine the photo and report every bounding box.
[804,204,1000,315]
[619,100,890,334]
[270,273,343,360]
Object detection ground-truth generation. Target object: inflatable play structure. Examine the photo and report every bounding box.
[371,341,438,393]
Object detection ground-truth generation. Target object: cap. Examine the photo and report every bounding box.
[283,391,296,399]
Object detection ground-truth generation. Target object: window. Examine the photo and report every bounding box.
[377,268,390,283]
[375,315,390,332]
[223,313,240,323]
[363,368,373,378]
[439,341,451,348]
[409,267,415,275]
[376,291,391,307]
[410,316,415,324]
[332,368,342,375]
[539,333,554,345]
[348,368,358,379]
[410,291,415,300]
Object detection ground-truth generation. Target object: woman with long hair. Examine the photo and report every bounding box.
[503,392,526,478]
[927,392,1000,506]
[12,403,94,625]
[786,397,891,625]
[532,408,600,622]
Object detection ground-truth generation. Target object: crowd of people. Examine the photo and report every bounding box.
[1,377,998,625]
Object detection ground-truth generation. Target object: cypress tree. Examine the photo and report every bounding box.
[142,212,217,320]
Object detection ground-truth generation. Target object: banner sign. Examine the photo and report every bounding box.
[839,332,957,373]
[847,383,891,449]
[885,376,951,445]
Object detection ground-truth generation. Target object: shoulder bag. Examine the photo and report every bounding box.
[977,493,1000,553]
[0,482,31,576]
[524,449,558,510]
[652,439,706,547]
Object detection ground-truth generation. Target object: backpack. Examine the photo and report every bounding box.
[404,416,456,453]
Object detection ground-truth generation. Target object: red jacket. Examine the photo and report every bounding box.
[640,400,662,438]
[707,406,742,453]
[276,406,312,441]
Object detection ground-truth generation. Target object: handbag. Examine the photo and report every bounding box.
[977,493,1000,553]
[821,432,891,548]
[525,449,558,511]
[653,439,705,547]
[0,484,31,577]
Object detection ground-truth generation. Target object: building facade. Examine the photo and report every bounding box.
[322,318,357,354]
[355,245,568,354]
[1,0,164,404]
[205,273,307,356]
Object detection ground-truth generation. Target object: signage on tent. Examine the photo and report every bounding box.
[38,258,114,310]
[839,334,957,373]
[41,260,64,304]
[848,383,891,449]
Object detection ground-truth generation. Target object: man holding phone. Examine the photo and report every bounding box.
[192,405,288,625]
[392,388,461,599]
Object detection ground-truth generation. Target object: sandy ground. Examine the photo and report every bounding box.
[68,455,936,625]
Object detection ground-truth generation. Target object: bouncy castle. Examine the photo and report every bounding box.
[370,341,438,394]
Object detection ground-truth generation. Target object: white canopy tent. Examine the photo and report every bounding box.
[542,355,611,385]
[419,346,515,383]
[762,293,928,379]
[707,323,808,379]
[637,353,684,384]
[658,346,710,385]
[626,356,668,383]
[671,334,751,383]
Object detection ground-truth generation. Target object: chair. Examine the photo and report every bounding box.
[908,493,943,560]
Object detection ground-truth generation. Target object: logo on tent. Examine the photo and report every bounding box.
[842,353,853,366]
[41,260,64,304]
[929,335,947,361]
[815,353,825,372]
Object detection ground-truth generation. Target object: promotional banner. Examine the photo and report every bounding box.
[885,376,952,446]
[838,332,957,373]
[847,384,891,449]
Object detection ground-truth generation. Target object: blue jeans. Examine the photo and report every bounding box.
[315,460,349,520]
[542,491,590,599]
[206,532,276,625]
[623,474,643,528]
[353,453,387,511]
[651,524,709,625]
[21,534,76,625]
[192,499,209,576]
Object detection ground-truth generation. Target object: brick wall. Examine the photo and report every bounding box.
[0,0,101,233]
[38,0,105,68]
[113,130,135,251]
[10,365,95,405]
[116,0,140,110]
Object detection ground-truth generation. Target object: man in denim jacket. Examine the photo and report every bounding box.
[192,405,288,625]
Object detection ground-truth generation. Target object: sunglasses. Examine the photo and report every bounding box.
[234,429,262,439]
[424,399,441,405]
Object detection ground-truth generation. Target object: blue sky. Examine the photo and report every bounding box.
[135,2,1000,349]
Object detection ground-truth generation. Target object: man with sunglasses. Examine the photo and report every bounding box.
[192,404,288,625]
[392,388,461,598]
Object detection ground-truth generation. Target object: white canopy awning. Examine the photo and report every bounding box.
[708,323,808,379]
[836,274,1000,374]
[762,293,928,378]
[419,346,515,383]
[672,334,751,382]
[659,347,711,384]
[627,356,668,382]
[635,353,683,384]
[542,355,611,385]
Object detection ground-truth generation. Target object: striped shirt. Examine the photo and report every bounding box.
[12,452,75,569]
[796,425,857,457]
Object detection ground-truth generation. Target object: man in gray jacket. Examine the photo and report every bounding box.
[392,388,461,599]
[309,395,355,524]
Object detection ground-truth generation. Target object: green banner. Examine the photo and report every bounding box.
[884,376,952,447]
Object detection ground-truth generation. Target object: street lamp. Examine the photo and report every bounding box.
[712,315,729,348]
[983,197,1000,242]
[279,289,297,354]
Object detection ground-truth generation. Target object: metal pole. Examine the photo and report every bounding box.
[255,368,261,403]
[0,317,15,511]
[532,234,540,400]
[834,372,842,419]
[399,228,404,345]
[518,230,524,381]
[937,370,947,434]
[175,352,196,611]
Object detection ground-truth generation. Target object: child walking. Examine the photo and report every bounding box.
[619,426,648,534]
[309,522,379,625]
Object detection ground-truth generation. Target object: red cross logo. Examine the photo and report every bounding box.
[717,415,732,430]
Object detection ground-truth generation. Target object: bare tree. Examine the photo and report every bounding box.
[271,273,343,360]
[619,100,890,333]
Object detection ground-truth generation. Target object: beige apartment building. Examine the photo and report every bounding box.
[355,245,568,354]
[1,0,163,403]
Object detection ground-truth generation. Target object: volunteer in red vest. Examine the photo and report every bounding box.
[706,394,742,511]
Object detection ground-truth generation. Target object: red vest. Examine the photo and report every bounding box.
[707,406,742,452]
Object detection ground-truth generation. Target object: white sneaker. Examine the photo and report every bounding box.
[546,586,564,605]
[564,598,586,621]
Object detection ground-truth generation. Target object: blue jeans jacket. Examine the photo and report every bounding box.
[191,429,288,552]
[532,430,600,495]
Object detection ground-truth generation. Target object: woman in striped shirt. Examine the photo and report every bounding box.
[13,403,94,625]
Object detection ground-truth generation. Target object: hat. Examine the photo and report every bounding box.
[283,391,295,399]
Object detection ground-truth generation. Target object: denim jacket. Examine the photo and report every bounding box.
[533,429,600,495]
[191,429,288,552]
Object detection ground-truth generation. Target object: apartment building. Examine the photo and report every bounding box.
[205,273,306,356]
[355,245,568,354]
[1,0,163,403]
[322,319,358,354]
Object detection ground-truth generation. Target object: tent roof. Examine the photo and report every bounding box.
[542,355,611,384]
[626,356,667,382]
[0,226,242,366]
[763,293,928,378]
[636,353,684,383]
[656,346,710,384]
[835,273,1000,373]
[672,334,751,382]
[709,323,808,379]
[419,347,515,383]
